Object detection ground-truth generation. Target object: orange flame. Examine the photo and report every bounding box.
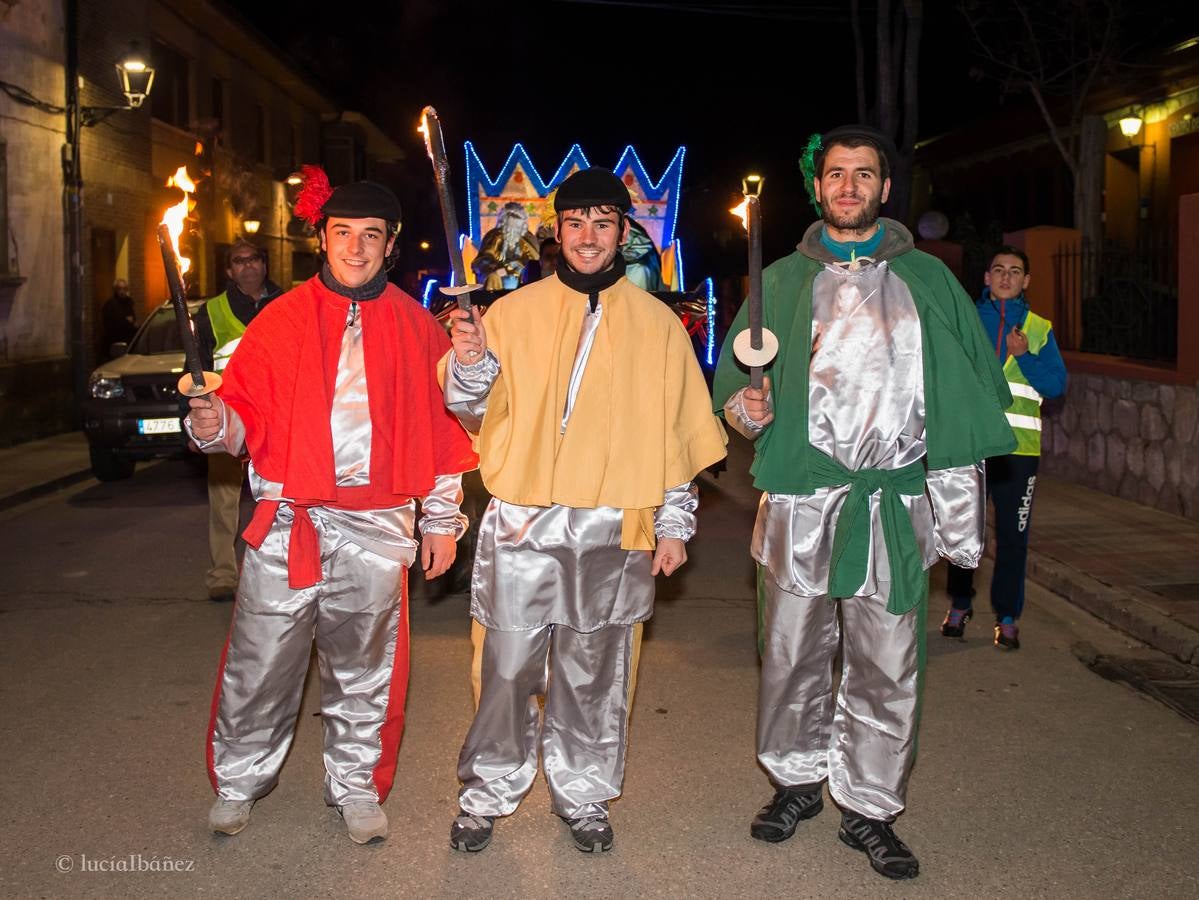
[730,196,750,232]
[418,111,434,161]
[162,165,196,275]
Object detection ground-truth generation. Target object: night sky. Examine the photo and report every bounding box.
[237,0,1195,283]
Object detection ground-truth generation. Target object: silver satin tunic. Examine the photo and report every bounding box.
[725,260,985,595]
[190,302,465,806]
[726,258,984,822]
[448,296,697,820]
[446,299,698,632]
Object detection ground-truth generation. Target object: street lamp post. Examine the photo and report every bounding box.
[62,0,154,419]
[0,5,152,424]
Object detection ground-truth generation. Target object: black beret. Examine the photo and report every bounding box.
[820,124,898,171]
[322,181,402,223]
[553,167,632,213]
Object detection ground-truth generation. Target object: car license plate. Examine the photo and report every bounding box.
[138,417,182,435]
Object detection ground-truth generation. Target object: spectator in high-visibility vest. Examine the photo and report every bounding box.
[192,239,282,603]
[943,247,1067,649]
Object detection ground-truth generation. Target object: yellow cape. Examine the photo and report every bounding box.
[466,274,727,550]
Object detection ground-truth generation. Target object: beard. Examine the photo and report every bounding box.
[821,191,882,232]
[500,216,527,252]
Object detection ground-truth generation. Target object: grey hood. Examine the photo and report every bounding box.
[797,216,915,265]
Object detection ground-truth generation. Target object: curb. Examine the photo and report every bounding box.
[0,469,94,514]
[1026,547,1199,666]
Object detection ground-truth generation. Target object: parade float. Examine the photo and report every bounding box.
[418,108,717,369]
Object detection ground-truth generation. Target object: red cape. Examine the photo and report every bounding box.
[218,276,477,586]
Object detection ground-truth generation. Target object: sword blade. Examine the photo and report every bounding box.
[420,106,471,288]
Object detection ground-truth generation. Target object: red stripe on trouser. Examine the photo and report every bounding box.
[205,614,238,794]
[371,570,411,801]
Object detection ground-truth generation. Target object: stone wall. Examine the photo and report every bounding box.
[1040,374,1199,519]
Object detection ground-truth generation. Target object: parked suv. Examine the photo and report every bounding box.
[82,301,201,481]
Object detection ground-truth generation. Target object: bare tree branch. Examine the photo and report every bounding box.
[901,0,923,155]
[877,0,894,133]
[852,0,867,123]
[1026,80,1078,177]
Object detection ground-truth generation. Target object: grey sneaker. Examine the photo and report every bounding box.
[566,815,614,853]
[339,801,388,844]
[209,798,253,835]
[449,811,494,852]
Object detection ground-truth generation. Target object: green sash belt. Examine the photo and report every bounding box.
[811,453,927,615]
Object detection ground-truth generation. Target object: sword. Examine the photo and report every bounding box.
[418,105,482,313]
[730,176,776,389]
[156,223,221,397]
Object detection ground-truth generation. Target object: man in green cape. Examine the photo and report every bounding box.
[713,124,1015,880]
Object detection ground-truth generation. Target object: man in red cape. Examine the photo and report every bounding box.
[186,169,477,844]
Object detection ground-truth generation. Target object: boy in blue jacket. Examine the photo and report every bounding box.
[943,247,1067,649]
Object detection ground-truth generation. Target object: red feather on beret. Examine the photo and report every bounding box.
[293,165,333,227]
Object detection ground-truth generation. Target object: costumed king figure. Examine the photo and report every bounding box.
[185,168,478,845]
[712,125,1015,880]
[443,167,727,854]
[472,200,540,290]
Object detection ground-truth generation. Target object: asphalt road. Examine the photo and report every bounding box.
[0,438,1195,899]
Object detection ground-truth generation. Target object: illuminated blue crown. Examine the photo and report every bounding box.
[464,142,685,252]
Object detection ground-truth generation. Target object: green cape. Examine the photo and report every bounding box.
[714,238,1015,614]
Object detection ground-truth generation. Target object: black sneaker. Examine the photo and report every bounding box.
[750,786,824,842]
[565,815,614,853]
[940,607,972,638]
[449,811,494,852]
[994,622,1021,650]
[838,813,919,879]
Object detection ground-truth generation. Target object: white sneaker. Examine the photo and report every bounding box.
[209,798,253,835]
[340,801,388,844]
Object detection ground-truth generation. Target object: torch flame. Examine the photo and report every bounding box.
[730,197,750,232]
[161,165,196,274]
[418,111,433,161]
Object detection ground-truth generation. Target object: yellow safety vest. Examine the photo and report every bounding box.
[205,292,247,373]
[1002,311,1051,456]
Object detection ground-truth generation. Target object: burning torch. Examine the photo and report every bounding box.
[418,106,482,314]
[158,166,220,397]
[730,175,775,389]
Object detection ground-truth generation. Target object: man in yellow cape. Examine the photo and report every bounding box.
[442,167,727,854]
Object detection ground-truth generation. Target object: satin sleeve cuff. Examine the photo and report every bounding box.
[184,398,246,456]
[928,462,986,567]
[444,350,500,434]
[723,387,769,441]
[654,481,699,541]
[418,473,469,539]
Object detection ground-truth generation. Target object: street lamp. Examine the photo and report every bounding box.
[1119,115,1144,139]
[3,12,163,423]
[62,20,157,418]
[115,42,155,109]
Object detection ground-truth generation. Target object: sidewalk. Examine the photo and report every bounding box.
[2,430,1197,663]
[1023,477,1199,664]
[0,431,93,512]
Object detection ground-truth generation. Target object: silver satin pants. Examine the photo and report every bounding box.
[206,516,410,807]
[757,570,921,822]
[457,622,638,821]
